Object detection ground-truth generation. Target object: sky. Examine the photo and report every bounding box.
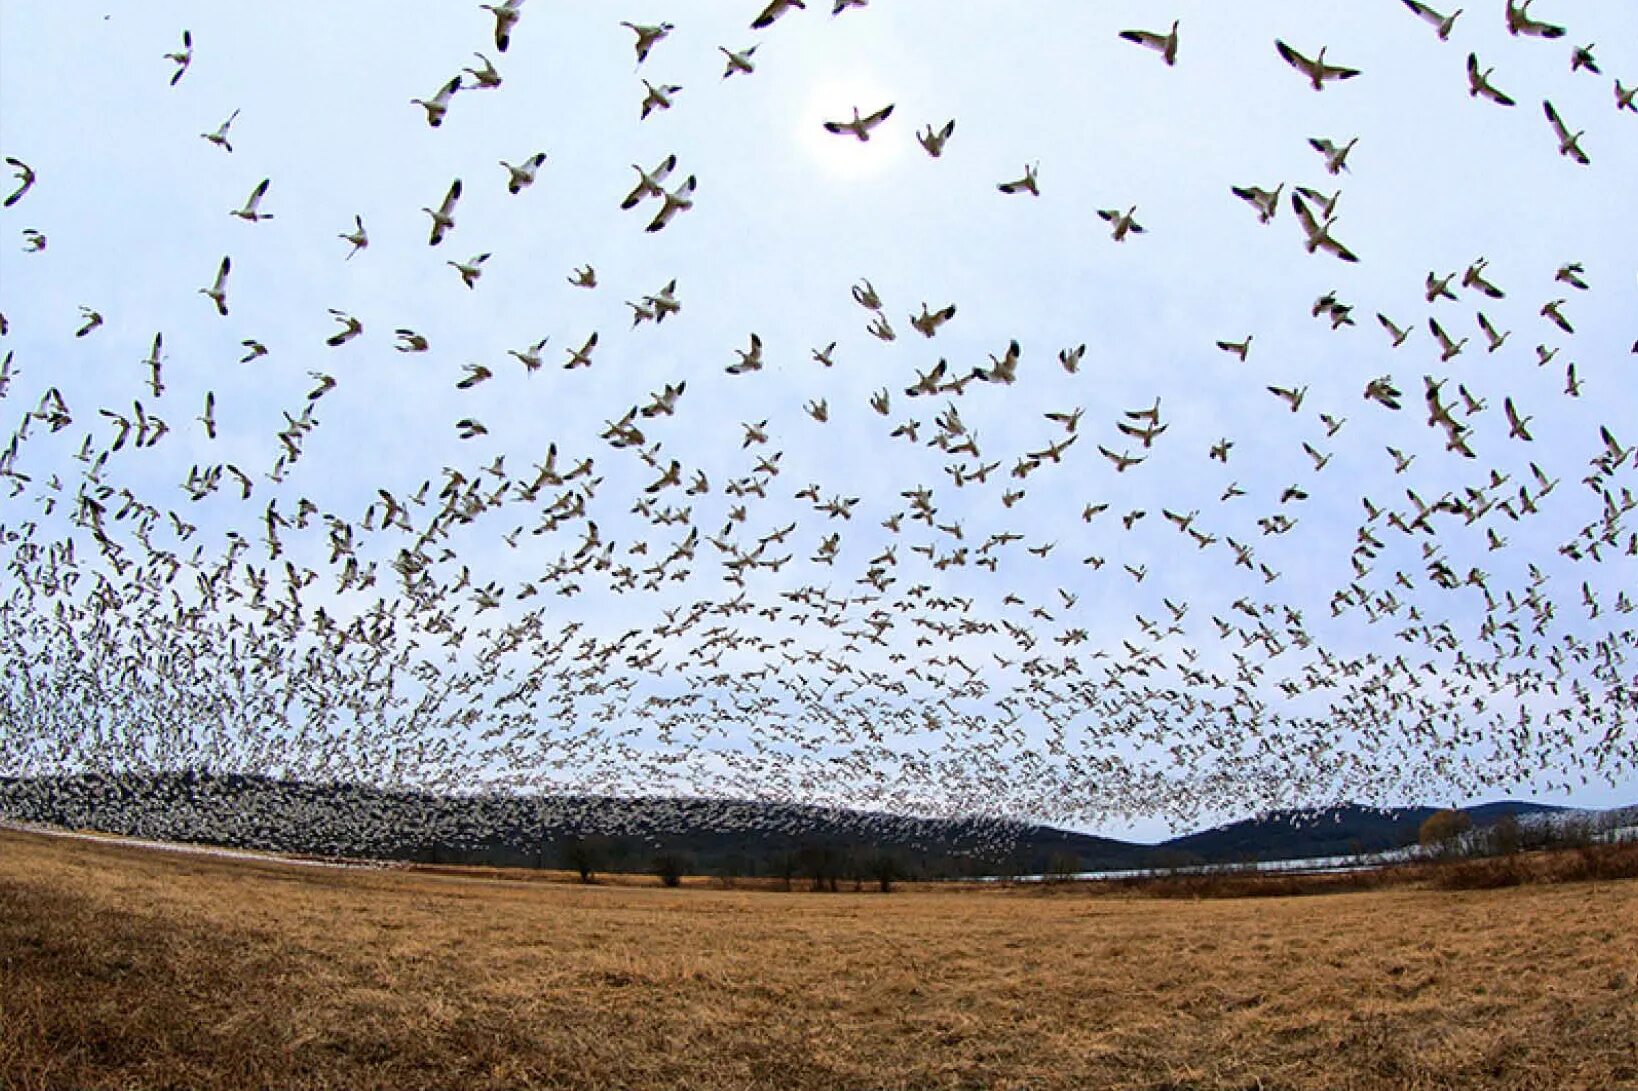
[0,1,1635,843]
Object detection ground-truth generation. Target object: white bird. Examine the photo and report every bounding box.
[910,303,956,337]
[1230,182,1283,224]
[1118,20,1179,66]
[448,252,490,289]
[1291,191,1358,262]
[1400,1,1462,40]
[823,103,895,141]
[1617,80,1637,113]
[645,175,696,233]
[563,331,598,369]
[917,119,956,157]
[1466,54,1516,106]
[338,215,368,259]
[1309,136,1358,174]
[719,45,758,78]
[508,337,549,372]
[568,265,597,288]
[3,158,34,208]
[751,0,805,30]
[229,178,273,222]
[411,76,462,128]
[727,333,764,374]
[1477,312,1510,353]
[164,29,192,86]
[997,163,1039,195]
[620,154,678,210]
[1506,0,1564,39]
[199,256,231,316]
[462,52,502,90]
[1429,317,1467,361]
[480,0,526,52]
[423,178,462,245]
[621,22,674,65]
[501,152,546,194]
[1275,40,1361,90]
[200,109,240,152]
[640,80,682,120]
[1543,101,1589,164]
[1097,206,1146,241]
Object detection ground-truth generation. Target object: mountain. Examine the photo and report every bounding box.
[0,772,1617,879]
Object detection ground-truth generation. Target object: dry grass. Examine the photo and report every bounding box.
[2,828,1635,1091]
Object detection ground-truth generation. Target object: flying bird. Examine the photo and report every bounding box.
[622,21,674,65]
[200,109,241,152]
[752,0,806,29]
[917,119,956,157]
[199,256,231,315]
[424,178,462,244]
[1118,21,1179,66]
[997,163,1040,195]
[411,76,462,127]
[1275,40,1361,90]
[1466,54,1516,106]
[1542,101,1589,164]
[645,175,696,232]
[1400,1,1462,40]
[3,158,34,207]
[480,0,526,52]
[501,152,546,194]
[229,178,274,222]
[163,30,192,86]
[823,104,895,141]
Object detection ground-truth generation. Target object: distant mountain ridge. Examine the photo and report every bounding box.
[0,772,1624,879]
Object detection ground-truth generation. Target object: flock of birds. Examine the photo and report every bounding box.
[0,0,1635,850]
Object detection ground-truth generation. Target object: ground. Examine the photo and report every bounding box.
[1,828,1635,1090]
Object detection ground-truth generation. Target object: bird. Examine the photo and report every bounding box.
[1428,317,1467,361]
[997,163,1041,196]
[448,253,490,289]
[20,229,45,252]
[455,418,488,439]
[456,364,493,390]
[1058,344,1085,373]
[1554,262,1589,290]
[411,76,462,128]
[1570,44,1600,75]
[200,110,240,152]
[832,0,866,14]
[622,22,674,65]
[621,154,678,210]
[1309,136,1358,175]
[727,333,764,375]
[563,332,599,369]
[229,178,273,222]
[1425,271,1458,303]
[74,307,103,338]
[3,158,34,208]
[1291,190,1359,262]
[394,329,429,353]
[1466,54,1516,106]
[1504,398,1534,441]
[852,279,882,310]
[1540,299,1574,334]
[720,45,758,78]
[645,175,696,232]
[1462,258,1505,299]
[198,392,217,440]
[1617,80,1638,113]
[1543,101,1589,164]
[423,179,462,244]
[1268,384,1307,412]
[1097,206,1145,241]
[1118,21,1179,66]
[501,152,546,194]
[1275,41,1361,90]
[910,303,956,338]
[338,215,368,259]
[568,265,597,288]
[325,309,363,347]
[1506,0,1564,39]
[199,257,231,316]
[752,0,805,29]
[812,342,837,367]
[462,52,503,90]
[823,104,895,141]
[508,337,549,372]
[1216,337,1252,361]
[1231,183,1283,224]
[1477,312,1510,353]
[640,80,682,120]
[480,0,526,52]
[1400,1,1462,40]
[163,29,192,86]
[917,120,956,157]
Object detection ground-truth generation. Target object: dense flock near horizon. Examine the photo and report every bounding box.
[0,0,1635,850]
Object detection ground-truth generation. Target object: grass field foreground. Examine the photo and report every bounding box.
[2,828,1635,1090]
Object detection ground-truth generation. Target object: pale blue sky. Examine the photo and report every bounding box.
[1,2,1634,841]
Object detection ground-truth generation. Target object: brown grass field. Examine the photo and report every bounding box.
[2,828,1635,1091]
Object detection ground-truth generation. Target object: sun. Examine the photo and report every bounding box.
[797,75,906,181]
